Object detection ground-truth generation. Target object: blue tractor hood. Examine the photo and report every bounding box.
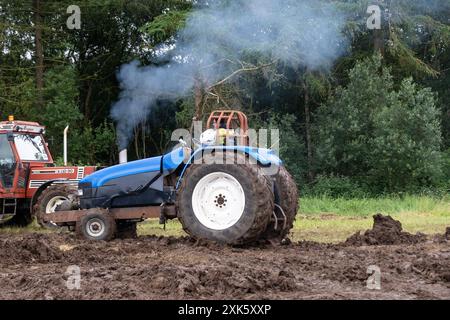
[80,147,186,188]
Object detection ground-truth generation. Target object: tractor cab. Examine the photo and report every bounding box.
[0,116,52,196]
[0,116,95,226]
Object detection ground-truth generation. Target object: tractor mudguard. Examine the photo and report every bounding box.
[175,146,282,190]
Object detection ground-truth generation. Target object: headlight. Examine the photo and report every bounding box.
[77,189,83,196]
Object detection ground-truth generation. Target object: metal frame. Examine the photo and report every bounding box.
[42,206,172,225]
[206,110,249,146]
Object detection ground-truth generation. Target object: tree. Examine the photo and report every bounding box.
[371,78,442,191]
[0,0,192,163]
[316,55,393,178]
[1,0,449,194]
[33,0,44,108]
[315,55,442,193]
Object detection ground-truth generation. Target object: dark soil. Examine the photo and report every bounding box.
[0,220,449,300]
[345,214,427,246]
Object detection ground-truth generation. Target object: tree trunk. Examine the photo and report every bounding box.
[141,121,146,159]
[373,0,387,56]
[194,77,205,121]
[374,28,385,56]
[84,82,93,123]
[303,80,314,183]
[33,0,44,107]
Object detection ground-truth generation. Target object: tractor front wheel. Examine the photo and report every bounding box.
[176,152,273,245]
[76,213,117,241]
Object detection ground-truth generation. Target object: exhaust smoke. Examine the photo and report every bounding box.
[111,0,350,150]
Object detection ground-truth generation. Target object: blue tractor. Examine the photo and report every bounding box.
[45,111,298,245]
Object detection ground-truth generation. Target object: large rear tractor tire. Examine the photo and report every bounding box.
[33,184,78,228]
[262,166,299,242]
[176,152,273,245]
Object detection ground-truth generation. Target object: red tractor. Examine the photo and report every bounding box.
[0,116,96,227]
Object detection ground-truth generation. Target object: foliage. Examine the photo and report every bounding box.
[0,0,449,197]
[315,56,443,193]
[305,175,368,198]
[371,78,442,192]
[66,122,117,166]
[300,194,450,217]
[140,9,190,45]
[438,148,450,192]
[263,114,307,187]
[42,66,83,144]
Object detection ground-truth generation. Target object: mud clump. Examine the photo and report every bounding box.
[345,214,427,246]
[0,234,63,264]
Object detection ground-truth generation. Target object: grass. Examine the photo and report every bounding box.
[294,195,450,242]
[2,195,449,244]
[300,195,450,216]
[0,221,53,234]
[138,219,185,238]
[294,212,450,243]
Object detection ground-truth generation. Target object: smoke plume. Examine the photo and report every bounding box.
[111,0,350,150]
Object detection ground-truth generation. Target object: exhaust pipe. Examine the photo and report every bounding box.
[63,125,69,166]
[119,149,128,164]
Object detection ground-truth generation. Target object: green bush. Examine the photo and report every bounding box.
[68,122,117,166]
[262,113,307,187]
[436,148,450,194]
[315,55,443,194]
[305,174,368,198]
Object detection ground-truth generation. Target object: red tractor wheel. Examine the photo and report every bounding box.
[33,184,78,228]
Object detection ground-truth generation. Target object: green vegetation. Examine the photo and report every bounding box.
[293,212,450,243]
[314,56,443,194]
[300,195,450,216]
[297,195,450,242]
[1,0,450,196]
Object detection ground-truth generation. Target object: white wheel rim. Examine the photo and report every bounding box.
[86,218,105,237]
[192,172,245,230]
[45,196,68,213]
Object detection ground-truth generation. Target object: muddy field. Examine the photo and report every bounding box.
[0,215,449,300]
